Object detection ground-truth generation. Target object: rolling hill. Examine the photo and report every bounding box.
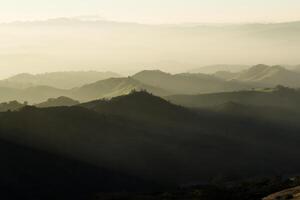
[0,101,25,112]
[71,77,170,101]
[133,70,250,95]
[190,64,249,74]
[233,64,300,87]
[35,96,80,108]
[80,90,197,125]
[0,77,169,103]
[1,92,300,188]
[0,71,120,89]
[167,86,300,110]
[0,86,67,104]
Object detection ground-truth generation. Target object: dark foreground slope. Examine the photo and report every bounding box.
[1,92,300,198]
[0,139,153,200]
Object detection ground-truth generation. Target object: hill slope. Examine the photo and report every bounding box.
[35,96,80,108]
[133,70,250,95]
[166,86,300,110]
[232,64,300,87]
[72,77,170,101]
[1,93,300,187]
[0,71,120,89]
[80,91,197,124]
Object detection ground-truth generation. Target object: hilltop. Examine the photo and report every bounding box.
[133,70,249,94]
[35,96,80,108]
[0,71,120,89]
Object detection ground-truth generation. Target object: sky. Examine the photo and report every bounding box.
[1,0,300,24]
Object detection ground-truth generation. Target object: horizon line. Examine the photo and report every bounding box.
[1,16,300,26]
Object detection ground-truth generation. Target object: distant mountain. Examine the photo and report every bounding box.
[232,64,300,87]
[35,96,80,108]
[213,71,238,80]
[166,86,300,110]
[189,65,249,74]
[72,77,170,101]
[133,70,250,94]
[0,71,120,89]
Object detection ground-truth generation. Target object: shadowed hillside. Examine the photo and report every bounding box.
[1,92,300,189]
[80,90,197,125]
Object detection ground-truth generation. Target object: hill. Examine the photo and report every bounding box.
[166,86,300,110]
[190,64,249,74]
[35,96,80,108]
[0,86,67,104]
[133,70,250,95]
[0,101,25,112]
[0,77,169,103]
[1,93,300,188]
[80,90,197,125]
[71,77,170,101]
[0,71,120,89]
[231,64,300,87]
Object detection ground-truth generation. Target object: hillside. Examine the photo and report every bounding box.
[0,101,25,112]
[0,138,151,200]
[133,70,250,95]
[0,77,169,103]
[80,90,197,124]
[72,77,170,101]
[35,96,80,108]
[232,64,300,87]
[190,64,249,74]
[166,86,300,110]
[1,93,300,188]
[0,71,120,89]
[0,86,67,104]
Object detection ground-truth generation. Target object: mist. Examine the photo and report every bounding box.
[1,18,300,78]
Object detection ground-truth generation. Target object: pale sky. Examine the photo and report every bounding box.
[1,0,300,24]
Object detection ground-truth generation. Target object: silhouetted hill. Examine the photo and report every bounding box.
[80,90,197,124]
[72,77,170,101]
[0,71,120,89]
[0,101,25,112]
[133,70,250,94]
[35,96,80,108]
[1,93,300,189]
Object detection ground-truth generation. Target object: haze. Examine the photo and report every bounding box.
[0,0,300,78]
